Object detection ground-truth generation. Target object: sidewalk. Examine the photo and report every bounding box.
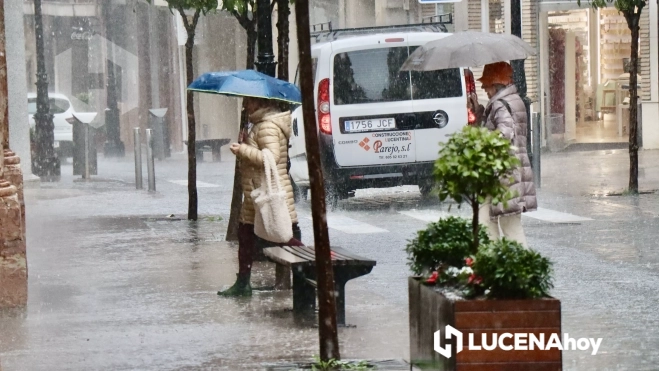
[0,153,410,370]
[0,147,658,370]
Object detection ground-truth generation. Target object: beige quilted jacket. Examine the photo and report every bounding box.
[483,84,537,219]
[237,108,298,225]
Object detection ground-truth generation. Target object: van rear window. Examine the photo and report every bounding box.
[333,46,462,105]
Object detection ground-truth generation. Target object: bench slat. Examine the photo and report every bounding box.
[329,246,372,262]
[183,138,231,146]
[286,245,356,263]
[266,246,376,267]
[318,247,354,261]
[264,247,308,266]
[290,245,363,262]
[282,246,317,261]
[295,245,348,261]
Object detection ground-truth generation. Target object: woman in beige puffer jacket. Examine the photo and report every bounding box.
[218,98,303,297]
[476,62,537,248]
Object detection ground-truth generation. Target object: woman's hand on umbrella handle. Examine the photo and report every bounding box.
[238,128,248,143]
[230,143,240,155]
[468,93,479,110]
[475,104,485,124]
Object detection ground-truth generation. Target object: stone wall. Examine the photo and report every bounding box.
[0,179,26,308]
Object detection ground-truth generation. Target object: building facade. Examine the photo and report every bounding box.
[22,0,659,153]
[23,0,246,156]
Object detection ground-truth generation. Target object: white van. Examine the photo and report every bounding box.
[289,29,478,204]
[27,93,76,158]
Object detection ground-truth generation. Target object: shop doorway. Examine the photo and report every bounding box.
[540,7,637,149]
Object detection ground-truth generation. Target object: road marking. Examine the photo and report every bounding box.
[523,207,592,223]
[398,210,453,223]
[307,215,388,234]
[168,180,220,188]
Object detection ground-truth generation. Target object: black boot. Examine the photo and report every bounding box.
[217,273,252,297]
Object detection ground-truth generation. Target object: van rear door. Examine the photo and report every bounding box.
[408,42,467,162]
[330,37,417,167]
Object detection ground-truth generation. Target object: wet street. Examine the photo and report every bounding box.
[2,148,659,370]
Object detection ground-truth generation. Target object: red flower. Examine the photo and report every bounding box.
[468,274,483,285]
[465,258,474,267]
[426,271,439,284]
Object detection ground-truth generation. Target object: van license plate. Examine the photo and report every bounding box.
[344,118,396,133]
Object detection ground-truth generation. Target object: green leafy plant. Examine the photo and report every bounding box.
[75,92,93,105]
[473,238,554,299]
[405,126,555,300]
[311,356,372,371]
[433,126,520,253]
[405,216,489,275]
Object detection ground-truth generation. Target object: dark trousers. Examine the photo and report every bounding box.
[238,223,304,275]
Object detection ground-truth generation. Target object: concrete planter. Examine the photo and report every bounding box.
[408,277,562,371]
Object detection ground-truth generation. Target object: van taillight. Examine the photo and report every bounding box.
[464,69,476,94]
[318,78,332,135]
[464,69,477,125]
[468,110,477,124]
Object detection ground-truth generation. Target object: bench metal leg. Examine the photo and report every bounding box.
[286,263,374,326]
[275,264,291,290]
[292,268,315,314]
[212,146,222,162]
[334,276,348,326]
[333,266,374,326]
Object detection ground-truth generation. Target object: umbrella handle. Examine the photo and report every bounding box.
[239,128,248,144]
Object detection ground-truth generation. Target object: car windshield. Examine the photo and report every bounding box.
[333,46,462,105]
[27,97,71,115]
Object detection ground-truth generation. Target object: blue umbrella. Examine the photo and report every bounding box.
[187,69,302,104]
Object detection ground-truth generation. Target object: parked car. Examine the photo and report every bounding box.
[288,30,477,204]
[27,92,75,158]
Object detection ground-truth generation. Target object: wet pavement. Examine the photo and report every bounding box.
[1,147,659,370]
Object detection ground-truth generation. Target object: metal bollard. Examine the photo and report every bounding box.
[134,128,143,190]
[146,129,156,192]
[84,124,90,179]
[532,113,542,189]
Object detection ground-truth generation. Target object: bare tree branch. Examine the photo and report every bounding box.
[231,9,251,31]
[191,8,202,30]
[177,6,191,32]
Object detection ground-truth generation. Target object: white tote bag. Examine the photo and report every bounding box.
[251,148,293,243]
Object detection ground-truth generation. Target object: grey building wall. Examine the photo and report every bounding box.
[5,0,32,176]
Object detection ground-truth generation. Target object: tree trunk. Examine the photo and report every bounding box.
[295,0,340,360]
[276,0,290,82]
[472,200,480,254]
[625,9,642,194]
[0,0,7,171]
[226,26,257,241]
[185,37,198,220]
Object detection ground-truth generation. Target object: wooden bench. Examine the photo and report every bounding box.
[263,245,376,325]
[184,139,231,162]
